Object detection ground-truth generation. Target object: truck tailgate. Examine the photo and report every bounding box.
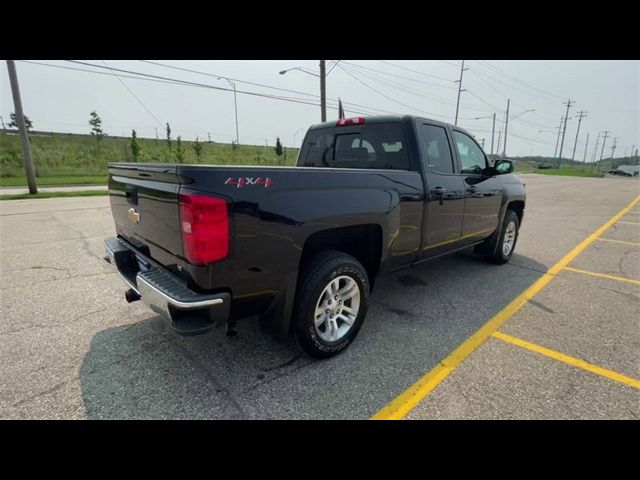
[108,164,183,262]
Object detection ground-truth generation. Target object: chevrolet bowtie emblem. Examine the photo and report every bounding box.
[128,207,140,224]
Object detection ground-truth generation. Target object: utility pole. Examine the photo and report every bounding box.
[319,60,327,122]
[0,115,5,129]
[553,117,563,158]
[582,133,590,163]
[591,132,600,164]
[6,60,37,194]
[208,132,211,143]
[610,137,618,160]
[502,99,510,158]
[454,60,468,125]
[558,99,575,168]
[480,138,485,149]
[490,112,496,156]
[599,130,610,162]
[571,110,587,161]
[496,130,502,157]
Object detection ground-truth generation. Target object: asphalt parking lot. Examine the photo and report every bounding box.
[1,173,638,419]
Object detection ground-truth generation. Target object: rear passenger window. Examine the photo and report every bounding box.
[300,123,410,170]
[420,124,454,174]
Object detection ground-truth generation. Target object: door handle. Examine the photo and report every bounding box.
[431,186,447,195]
[467,186,477,193]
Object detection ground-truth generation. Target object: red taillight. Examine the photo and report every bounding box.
[336,116,365,127]
[179,193,229,265]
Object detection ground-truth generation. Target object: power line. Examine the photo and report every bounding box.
[336,64,452,120]
[478,61,567,101]
[341,61,456,89]
[469,63,562,105]
[339,63,458,106]
[139,60,325,100]
[339,63,492,116]
[376,60,457,84]
[438,60,462,67]
[19,60,397,120]
[101,60,163,127]
[464,90,502,112]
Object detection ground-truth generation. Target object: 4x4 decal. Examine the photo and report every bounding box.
[225,177,273,188]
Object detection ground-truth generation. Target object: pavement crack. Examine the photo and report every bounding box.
[168,339,248,419]
[260,354,303,372]
[243,359,315,393]
[11,377,76,408]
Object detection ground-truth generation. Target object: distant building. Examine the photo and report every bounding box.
[618,165,640,176]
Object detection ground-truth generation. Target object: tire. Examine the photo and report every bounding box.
[293,251,370,359]
[483,209,520,264]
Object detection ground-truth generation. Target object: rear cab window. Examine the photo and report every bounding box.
[298,123,410,171]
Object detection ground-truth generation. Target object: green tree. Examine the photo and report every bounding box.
[130,129,141,162]
[274,137,283,156]
[8,112,33,131]
[192,136,203,161]
[166,122,172,151]
[89,111,103,140]
[174,135,185,163]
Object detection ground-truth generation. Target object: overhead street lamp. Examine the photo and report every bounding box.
[218,77,239,147]
[510,109,536,122]
[279,61,339,123]
[279,66,320,78]
[471,114,496,156]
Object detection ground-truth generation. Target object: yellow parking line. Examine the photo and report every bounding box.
[595,238,640,247]
[371,194,640,420]
[492,331,640,390]
[563,267,640,286]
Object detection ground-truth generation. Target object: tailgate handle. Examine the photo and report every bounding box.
[125,186,138,205]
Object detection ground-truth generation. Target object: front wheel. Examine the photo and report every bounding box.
[483,209,520,264]
[293,251,369,359]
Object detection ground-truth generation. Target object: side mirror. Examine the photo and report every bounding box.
[494,159,514,174]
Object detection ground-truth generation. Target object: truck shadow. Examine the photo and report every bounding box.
[79,249,548,419]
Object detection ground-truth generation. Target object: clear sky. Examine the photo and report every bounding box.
[1,60,638,159]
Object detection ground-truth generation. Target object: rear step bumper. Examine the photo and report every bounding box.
[103,236,230,335]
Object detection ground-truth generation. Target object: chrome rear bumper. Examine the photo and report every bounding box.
[104,236,230,335]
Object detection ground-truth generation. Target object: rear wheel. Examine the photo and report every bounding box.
[293,251,369,358]
[483,209,520,264]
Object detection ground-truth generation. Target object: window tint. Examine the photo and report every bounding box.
[300,123,409,170]
[303,131,334,167]
[453,131,487,174]
[419,124,454,174]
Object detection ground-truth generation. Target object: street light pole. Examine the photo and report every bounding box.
[502,99,510,158]
[491,113,496,157]
[280,62,326,122]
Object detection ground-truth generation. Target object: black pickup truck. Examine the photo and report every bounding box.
[104,115,525,358]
